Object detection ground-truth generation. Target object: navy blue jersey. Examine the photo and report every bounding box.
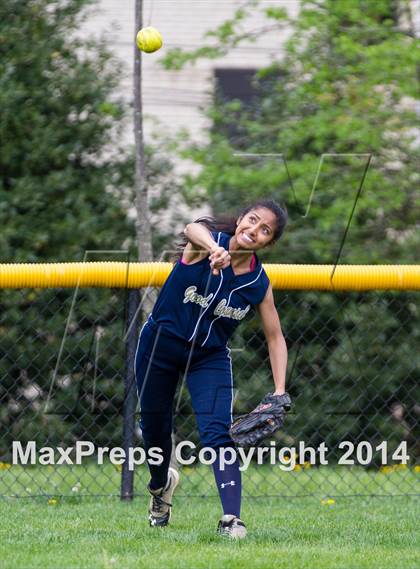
[151,231,270,348]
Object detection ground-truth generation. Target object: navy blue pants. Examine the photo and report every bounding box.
[135,318,235,488]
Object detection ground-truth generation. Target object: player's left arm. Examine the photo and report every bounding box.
[257,284,288,395]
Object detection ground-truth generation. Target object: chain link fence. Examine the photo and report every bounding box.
[0,286,419,498]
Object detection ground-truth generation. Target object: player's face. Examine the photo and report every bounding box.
[235,208,277,250]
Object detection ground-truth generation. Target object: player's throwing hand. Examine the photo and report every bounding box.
[209,245,231,275]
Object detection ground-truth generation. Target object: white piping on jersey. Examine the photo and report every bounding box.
[200,266,263,347]
[188,232,223,342]
[227,346,233,424]
[133,314,152,401]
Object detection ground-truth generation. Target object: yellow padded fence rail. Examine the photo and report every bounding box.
[0,262,419,290]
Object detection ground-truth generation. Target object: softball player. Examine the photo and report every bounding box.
[135,199,288,538]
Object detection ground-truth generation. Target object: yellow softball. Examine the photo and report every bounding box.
[136,26,163,53]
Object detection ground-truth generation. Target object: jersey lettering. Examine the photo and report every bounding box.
[213,299,251,320]
[183,285,214,308]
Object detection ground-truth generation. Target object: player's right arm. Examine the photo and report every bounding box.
[183,223,231,275]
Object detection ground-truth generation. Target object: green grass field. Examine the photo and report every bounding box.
[1,463,419,568]
[1,495,419,569]
[1,462,419,569]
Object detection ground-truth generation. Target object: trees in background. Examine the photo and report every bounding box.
[162,0,419,459]
[0,0,182,456]
[163,0,418,265]
[0,0,418,463]
[0,0,135,261]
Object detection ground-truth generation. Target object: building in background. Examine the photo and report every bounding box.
[80,1,299,231]
[82,0,419,233]
[83,0,299,146]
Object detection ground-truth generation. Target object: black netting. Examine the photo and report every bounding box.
[0,287,418,498]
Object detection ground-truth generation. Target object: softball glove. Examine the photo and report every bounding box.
[229,392,292,447]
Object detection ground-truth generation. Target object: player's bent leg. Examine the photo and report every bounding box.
[135,321,181,522]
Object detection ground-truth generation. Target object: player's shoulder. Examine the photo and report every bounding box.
[212,230,230,245]
[251,257,271,303]
[254,254,269,278]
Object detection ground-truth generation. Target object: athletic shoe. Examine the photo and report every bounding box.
[217,514,247,539]
[148,467,179,527]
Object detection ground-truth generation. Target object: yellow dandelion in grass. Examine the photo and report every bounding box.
[303,461,311,469]
[394,463,408,471]
[293,464,302,472]
[321,498,335,506]
[114,464,122,473]
[380,465,394,474]
[414,465,420,473]
[0,462,12,470]
[182,467,193,475]
[283,452,298,464]
[48,498,58,506]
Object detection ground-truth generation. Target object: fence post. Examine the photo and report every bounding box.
[120,289,140,501]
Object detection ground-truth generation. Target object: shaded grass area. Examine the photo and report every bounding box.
[1,495,419,569]
[1,461,419,498]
